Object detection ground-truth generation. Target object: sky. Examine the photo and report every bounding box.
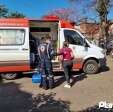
[0,0,113,21]
[0,0,70,18]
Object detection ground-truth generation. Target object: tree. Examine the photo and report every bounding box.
[67,0,96,18]
[67,0,113,48]
[48,8,73,21]
[8,11,25,18]
[47,8,83,22]
[0,4,25,18]
[96,0,112,48]
[0,4,8,18]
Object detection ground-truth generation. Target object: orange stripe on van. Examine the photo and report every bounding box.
[0,65,30,73]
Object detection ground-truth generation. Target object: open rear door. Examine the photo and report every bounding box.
[0,18,30,72]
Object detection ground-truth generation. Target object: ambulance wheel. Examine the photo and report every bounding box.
[1,73,18,80]
[83,59,99,74]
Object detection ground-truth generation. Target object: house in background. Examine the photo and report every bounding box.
[75,21,99,44]
[108,20,113,41]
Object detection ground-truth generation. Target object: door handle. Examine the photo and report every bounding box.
[22,48,28,50]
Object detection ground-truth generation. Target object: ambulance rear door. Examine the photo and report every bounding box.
[0,18,30,73]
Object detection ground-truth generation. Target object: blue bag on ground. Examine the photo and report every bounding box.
[32,72,42,84]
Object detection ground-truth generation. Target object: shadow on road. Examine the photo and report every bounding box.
[0,81,71,112]
[99,66,110,73]
[31,92,71,112]
[78,104,113,112]
[71,73,87,87]
[0,82,32,112]
[55,76,65,87]
[54,72,87,87]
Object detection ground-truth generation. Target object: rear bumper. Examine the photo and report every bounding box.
[99,57,107,67]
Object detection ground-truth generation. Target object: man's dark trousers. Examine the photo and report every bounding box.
[40,59,54,89]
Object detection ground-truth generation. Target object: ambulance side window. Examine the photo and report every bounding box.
[0,29,25,45]
[64,30,84,46]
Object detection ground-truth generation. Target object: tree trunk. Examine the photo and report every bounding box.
[99,12,109,49]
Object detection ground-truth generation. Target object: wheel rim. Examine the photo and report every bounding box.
[7,73,16,77]
[6,73,17,78]
[86,63,96,73]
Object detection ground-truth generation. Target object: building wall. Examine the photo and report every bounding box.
[75,22,99,40]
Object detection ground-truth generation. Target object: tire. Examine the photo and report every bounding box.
[1,73,18,80]
[110,51,113,58]
[83,59,99,74]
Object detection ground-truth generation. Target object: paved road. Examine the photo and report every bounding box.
[0,56,113,112]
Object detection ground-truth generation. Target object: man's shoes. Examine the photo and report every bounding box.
[49,77,54,89]
[39,84,42,88]
[64,83,71,88]
[42,76,48,90]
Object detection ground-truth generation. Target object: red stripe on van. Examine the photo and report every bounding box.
[60,20,74,29]
[53,63,83,72]
[0,18,29,27]
[73,63,83,69]
[0,65,30,72]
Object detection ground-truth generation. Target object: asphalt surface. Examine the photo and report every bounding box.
[0,56,113,112]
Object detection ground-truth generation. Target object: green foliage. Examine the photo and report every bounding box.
[0,4,8,18]
[7,11,25,18]
[0,4,25,18]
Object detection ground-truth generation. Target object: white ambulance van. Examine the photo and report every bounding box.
[0,16,106,80]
